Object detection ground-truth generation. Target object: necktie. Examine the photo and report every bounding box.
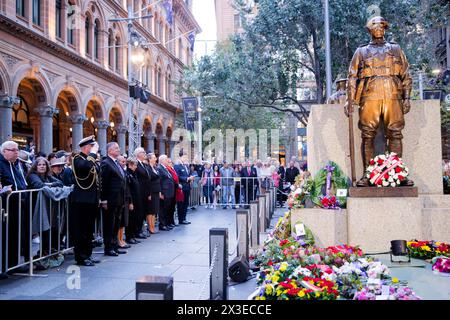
[248,167,251,176]
[115,160,124,177]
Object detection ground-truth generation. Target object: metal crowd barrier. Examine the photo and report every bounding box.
[1,189,72,277]
[192,176,275,208]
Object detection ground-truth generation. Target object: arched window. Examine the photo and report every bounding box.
[16,0,26,17]
[148,9,153,34]
[55,0,62,38]
[32,0,41,25]
[108,30,114,68]
[115,36,121,73]
[67,0,75,46]
[147,66,152,89]
[178,38,183,60]
[154,14,159,39]
[94,19,100,60]
[166,73,171,101]
[156,66,162,96]
[85,15,91,55]
[159,21,164,42]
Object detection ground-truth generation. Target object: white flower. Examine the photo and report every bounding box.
[391,182,397,187]
[358,258,370,267]
[388,177,394,182]
[382,180,389,187]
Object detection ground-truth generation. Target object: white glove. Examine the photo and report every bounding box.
[91,142,99,154]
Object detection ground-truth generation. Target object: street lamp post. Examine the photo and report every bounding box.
[109,5,151,154]
[197,97,203,162]
[324,0,332,100]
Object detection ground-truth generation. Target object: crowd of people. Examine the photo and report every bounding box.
[0,135,308,275]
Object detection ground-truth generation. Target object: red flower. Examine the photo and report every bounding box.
[395,166,402,173]
[267,260,273,266]
[287,288,300,296]
[377,179,382,185]
[398,175,405,181]
[279,239,289,246]
[370,172,375,179]
[322,198,330,207]
[370,159,375,166]
[384,174,389,180]
[377,159,384,165]
[280,281,293,289]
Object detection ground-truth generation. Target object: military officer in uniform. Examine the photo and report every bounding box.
[327,78,348,104]
[71,136,101,266]
[345,16,414,187]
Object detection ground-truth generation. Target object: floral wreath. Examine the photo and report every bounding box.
[365,152,409,187]
[311,161,349,208]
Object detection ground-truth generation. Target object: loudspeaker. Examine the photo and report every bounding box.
[129,85,142,99]
[140,89,151,104]
[228,255,250,283]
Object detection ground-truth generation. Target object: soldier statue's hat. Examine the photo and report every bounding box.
[366,16,389,30]
[78,135,96,148]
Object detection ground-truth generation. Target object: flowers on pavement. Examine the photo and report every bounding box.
[251,211,422,300]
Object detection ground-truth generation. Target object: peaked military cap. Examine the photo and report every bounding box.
[78,135,96,148]
[366,16,389,30]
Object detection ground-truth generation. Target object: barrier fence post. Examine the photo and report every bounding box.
[258,195,266,232]
[209,228,228,300]
[0,197,3,274]
[264,193,270,228]
[272,187,276,214]
[250,201,259,247]
[136,275,173,300]
[268,188,273,219]
[236,210,249,260]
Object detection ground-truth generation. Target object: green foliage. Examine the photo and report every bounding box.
[178,0,449,126]
[310,161,349,208]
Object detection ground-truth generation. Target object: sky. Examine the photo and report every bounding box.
[192,0,217,58]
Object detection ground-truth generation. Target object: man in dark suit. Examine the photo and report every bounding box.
[285,161,300,185]
[0,141,29,276]
[174,154,193,225]
[100,142,127,256]
[277,163,286,207]
[157,154,175,231]
[71,136,101,266]
[134,147,151,239]
[240,160,258,207]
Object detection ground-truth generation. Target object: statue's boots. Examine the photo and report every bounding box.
[356,138,374,187]
[389,138,414,187]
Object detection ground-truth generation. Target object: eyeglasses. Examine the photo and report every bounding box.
[5,148,19,152]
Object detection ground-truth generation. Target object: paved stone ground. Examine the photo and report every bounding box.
[0,205,264,300]
[0,205,449,300]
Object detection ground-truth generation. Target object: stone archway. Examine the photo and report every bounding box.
[142,117,154,153]
[84,99,106,154]
[107,106,126,152]
[14,77,54,154]
[155,122,164,157]
[56,89,80,151]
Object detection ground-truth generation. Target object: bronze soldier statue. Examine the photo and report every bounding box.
[345,16,414,187]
